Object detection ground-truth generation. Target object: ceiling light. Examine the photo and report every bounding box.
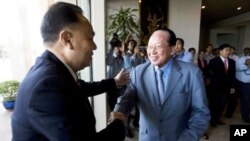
[201,6,206,9]
[237,6,242,10]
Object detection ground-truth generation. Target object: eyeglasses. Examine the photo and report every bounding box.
[147,44,167,51]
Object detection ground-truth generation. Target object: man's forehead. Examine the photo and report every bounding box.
[78,15,95,35]
[149,33,168,43]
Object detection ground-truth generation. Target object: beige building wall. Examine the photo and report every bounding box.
[168,0,202,53]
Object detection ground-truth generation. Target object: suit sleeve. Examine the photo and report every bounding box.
[95,119,125,141]
[79,78,117,97]
[28,76,125,141]
[178,68,211,141]
[113,69,138,117]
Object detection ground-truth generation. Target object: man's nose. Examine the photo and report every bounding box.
[93,43,97,50]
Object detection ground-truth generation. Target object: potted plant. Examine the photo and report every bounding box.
[0,80,20,110]
[106,7,141,42]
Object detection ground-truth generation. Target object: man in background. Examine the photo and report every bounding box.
[236,47,250,123]
[208,44,236,127]
[172,38,193,63]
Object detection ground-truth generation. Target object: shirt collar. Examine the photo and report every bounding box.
[154,58,173,74]
[53,53,78,82]
[220,56,228,61]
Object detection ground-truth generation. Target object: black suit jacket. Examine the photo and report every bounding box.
[208,56,236,93]
[197,58,208,73]
[12,50,125,141]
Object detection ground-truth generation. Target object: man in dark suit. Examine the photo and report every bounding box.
[11,2,128,141]
[208,44,236,127]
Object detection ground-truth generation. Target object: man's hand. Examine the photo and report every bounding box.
[114,69,130,87]
[108,112,126,124]
[245,58,250,66]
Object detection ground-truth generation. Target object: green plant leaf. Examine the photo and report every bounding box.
[0,80,20,101]
[106,7,141,43]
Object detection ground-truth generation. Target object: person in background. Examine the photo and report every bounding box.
[197,50,211,94]
[225,46,239,118]
[139,46,148,62]
[235,47,250,123]
[131,46,146,68]
[106,34,125,111]
[188,47,196,57]
[212,48,220,57]
[188,47,196,64]
[114,29,210,141]
[204,44,215,63]
[197,50,208,75]
[197,50,210,139]
[239,47,250,57]
[106,34,136,138]
[123,34,137,69]
[12,2,129,141]
[229,46,239,61]
[172,38,193,63]
[208,44,236,127]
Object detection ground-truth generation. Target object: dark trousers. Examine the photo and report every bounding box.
[237,80,250,122]
[209,90,229,126]
[225,90,239,118]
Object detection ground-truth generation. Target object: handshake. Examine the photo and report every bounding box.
[108,112,126,125]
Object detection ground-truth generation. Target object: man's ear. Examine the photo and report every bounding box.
[60,30,72,46]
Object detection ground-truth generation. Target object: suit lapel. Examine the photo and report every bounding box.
[161,60,182,104]
[145,64,161,106]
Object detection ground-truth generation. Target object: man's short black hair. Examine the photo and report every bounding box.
[188,47,196,52]
[110,33,122,48]
[218,43,231,50]
[156,28,176,46]
[176,38,184,46]
[40,2,83,43]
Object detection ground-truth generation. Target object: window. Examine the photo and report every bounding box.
[0,0,52,82]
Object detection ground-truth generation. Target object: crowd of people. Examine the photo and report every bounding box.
[11,2,250,141]
[197,44,250,139]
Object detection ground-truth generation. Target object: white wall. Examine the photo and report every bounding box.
[238,26,246,54]
[208,11,250,55]
[168,0,202,52]
[209,27,239,48]
[244,24,250,48]
[217,34,237,48]
[0,0,54,82]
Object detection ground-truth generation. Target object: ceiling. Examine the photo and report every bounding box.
[201,0,250,25]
